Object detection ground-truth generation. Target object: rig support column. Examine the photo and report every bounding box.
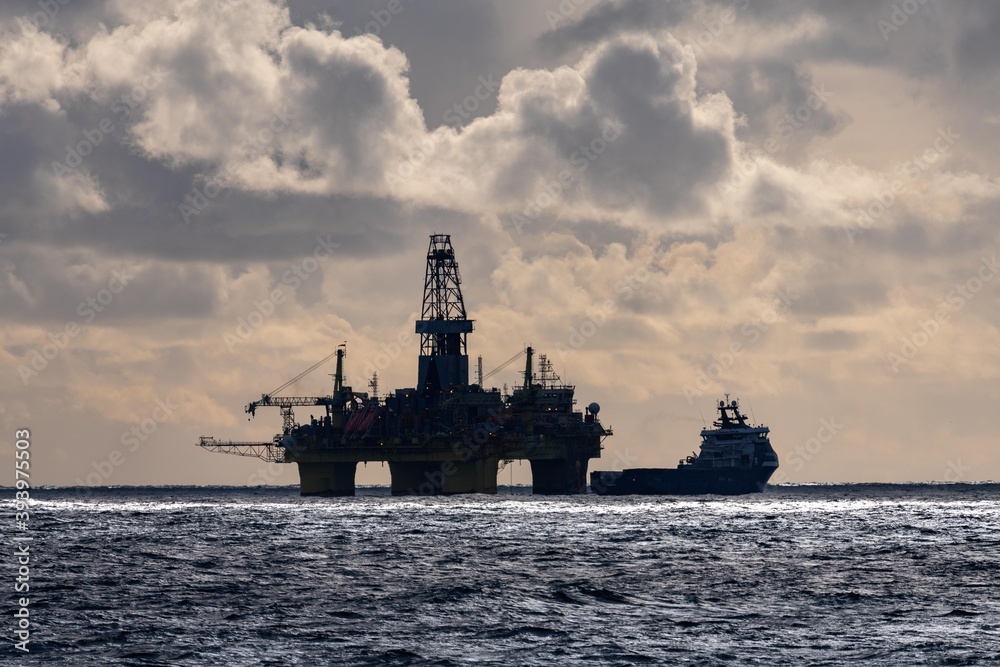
[529,456,590,495]
[445,458,499,494]
[297,461,357,497]
[389,458,499,495]
[388,462,435,495]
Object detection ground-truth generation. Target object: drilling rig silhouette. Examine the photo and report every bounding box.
[198,234,612,495]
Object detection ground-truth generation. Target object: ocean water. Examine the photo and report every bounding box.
[12,484,1000,665]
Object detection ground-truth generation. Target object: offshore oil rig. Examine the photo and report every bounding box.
[198,234,612,496]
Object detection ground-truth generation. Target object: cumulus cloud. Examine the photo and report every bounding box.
[3,5,742,226]
[68,2,428,199]
[0,22,76,111]
[387,31,738,228]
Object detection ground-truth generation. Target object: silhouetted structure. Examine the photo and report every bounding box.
[591,396,778,495]
[198,234,612,496]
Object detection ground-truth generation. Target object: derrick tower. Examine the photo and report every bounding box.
[416,234,474,395]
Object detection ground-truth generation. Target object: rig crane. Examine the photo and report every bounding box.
[198,344,353,461]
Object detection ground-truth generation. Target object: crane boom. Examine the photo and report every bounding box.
[245,345,350,418]
[246,395,336,416]
[197,436,284,462]
[265,347,342,397]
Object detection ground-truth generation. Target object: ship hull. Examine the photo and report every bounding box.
[590,465,777,496]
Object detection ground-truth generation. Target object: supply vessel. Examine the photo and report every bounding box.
[590,397,778,495]
[197,234,612,496]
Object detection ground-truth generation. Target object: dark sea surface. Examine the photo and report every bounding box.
[10,484,1000,666]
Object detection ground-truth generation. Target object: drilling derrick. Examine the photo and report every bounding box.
[416,234,474,396]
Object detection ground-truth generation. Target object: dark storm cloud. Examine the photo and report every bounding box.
[952,1,1000,76]
[537,1,854,152]
[537,0,687,55]
[540,0,1000,82]
[47,195,436,262]
[282,39,399,177]
[793,280,890,320]
[582,38,730,215]
[850,211,999,263]
[697,62,849,156]
[288,0,509,128]
[0,0,114,39]
[0,104,75,218]
[0,101,200,239]
[0,1,753,272]
[0,247,218,325]
[0,2,446,270]
[488,33,734,225]
[748,178,791,216]
[0,97,417,263]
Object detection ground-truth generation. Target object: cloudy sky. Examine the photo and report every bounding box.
[2,0,998,487]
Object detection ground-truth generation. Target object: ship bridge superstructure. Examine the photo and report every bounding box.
[684,396,778,471]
